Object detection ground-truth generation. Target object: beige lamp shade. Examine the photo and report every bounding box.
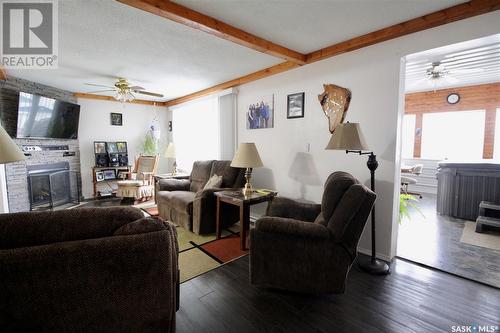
[325,122,369,151]
[0,125,25,164]
[231,143,263,168]
[164,142,176,158]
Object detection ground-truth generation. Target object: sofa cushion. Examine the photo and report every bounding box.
[322,171,358,222]
[113,217,166,236]
[190,160,214,192]
[158,190,195,214]
[203,174,223,190]
[210,160,242,188]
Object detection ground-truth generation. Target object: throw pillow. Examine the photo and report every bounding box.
[114,217,166,236]
[203,174,223,190]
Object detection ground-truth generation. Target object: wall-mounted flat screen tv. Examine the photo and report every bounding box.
[17,92,81,139]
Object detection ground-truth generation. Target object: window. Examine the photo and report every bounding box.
[401,114,416,158]
[172,96,220,171]
[421,110,485,160]
[494,109,500,161]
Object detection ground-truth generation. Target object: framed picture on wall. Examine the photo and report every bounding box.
[246,95,274,129]
[287,92,305,119]
[110,113,123,126]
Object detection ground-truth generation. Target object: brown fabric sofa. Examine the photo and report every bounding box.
[0,207,179,332]
[157,160,245,234]
[250,171,376,294]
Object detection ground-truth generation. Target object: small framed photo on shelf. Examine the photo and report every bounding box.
[116,170,129,180]
[103,169,116,180]
[287,92,305,119]
[110,112,123,126]
[95,171,104,182]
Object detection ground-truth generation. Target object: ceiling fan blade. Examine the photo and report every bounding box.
[134,90,164,98]
[129,85,145,90]
[86,90,116,94]
[85,83,115,89]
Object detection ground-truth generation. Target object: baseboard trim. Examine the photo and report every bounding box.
[357,247,392,263]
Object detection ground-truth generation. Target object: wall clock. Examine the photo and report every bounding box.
[447,93,460,104]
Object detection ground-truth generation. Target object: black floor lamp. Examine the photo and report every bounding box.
[325,122,390,275]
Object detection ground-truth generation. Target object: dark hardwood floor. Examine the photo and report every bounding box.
[177,255,500,333]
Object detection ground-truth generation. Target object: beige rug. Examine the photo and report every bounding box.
[460,222,500,251]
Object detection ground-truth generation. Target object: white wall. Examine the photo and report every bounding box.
[236,11,500,260]
[77,99,171,198]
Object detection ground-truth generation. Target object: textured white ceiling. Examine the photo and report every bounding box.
[405,34,500,92]
[174,0,466,53]
[7,0,282,100]
[7,0,470,101]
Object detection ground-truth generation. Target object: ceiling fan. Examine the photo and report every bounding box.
[85,78,164,102]
[423,61,484,85]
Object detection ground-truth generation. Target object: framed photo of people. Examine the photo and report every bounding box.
[246,95,274,129]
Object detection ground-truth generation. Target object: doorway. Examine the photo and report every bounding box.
[396,34,500,288]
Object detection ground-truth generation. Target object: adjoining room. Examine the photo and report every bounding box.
[397,34,500,288]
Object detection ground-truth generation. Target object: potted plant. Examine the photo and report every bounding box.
[399,193,424,224]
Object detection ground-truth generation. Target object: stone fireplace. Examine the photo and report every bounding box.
[0,77,82,213]
[27,162,79,211]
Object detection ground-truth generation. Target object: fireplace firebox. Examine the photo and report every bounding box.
[27,162,80,211]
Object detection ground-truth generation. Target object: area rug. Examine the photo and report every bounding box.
[460,222,500,251]
[139,204,247,282]
[178,228,248,283]
[142,206,159,216]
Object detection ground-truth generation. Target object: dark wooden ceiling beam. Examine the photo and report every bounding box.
[116,0,307,64]
[74,92,162,106]
[164,61,300,107]
[163,0,500,107]
[306,0,500,63]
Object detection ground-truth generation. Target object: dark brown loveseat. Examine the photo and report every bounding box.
[157,160,245,234]
[0,207,178,332]
[250,171,376,294]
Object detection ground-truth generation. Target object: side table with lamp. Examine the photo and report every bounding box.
[215,143,277,250]
[325,122,390,275]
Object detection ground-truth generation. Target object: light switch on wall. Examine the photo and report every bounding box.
[306,143,310,152]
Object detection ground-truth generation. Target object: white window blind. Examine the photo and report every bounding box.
[172,96,220,171]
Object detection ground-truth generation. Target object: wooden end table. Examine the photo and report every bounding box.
[215,190,277,250]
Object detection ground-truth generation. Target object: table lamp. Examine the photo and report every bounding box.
[0,124,25,164]
[231,143,263,196]
[164,142,177,175]
[325,122,390,275]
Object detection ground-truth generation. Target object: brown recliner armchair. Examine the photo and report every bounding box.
[0,207,179,332]
[250,171,376,294]
[157,160,245,234]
